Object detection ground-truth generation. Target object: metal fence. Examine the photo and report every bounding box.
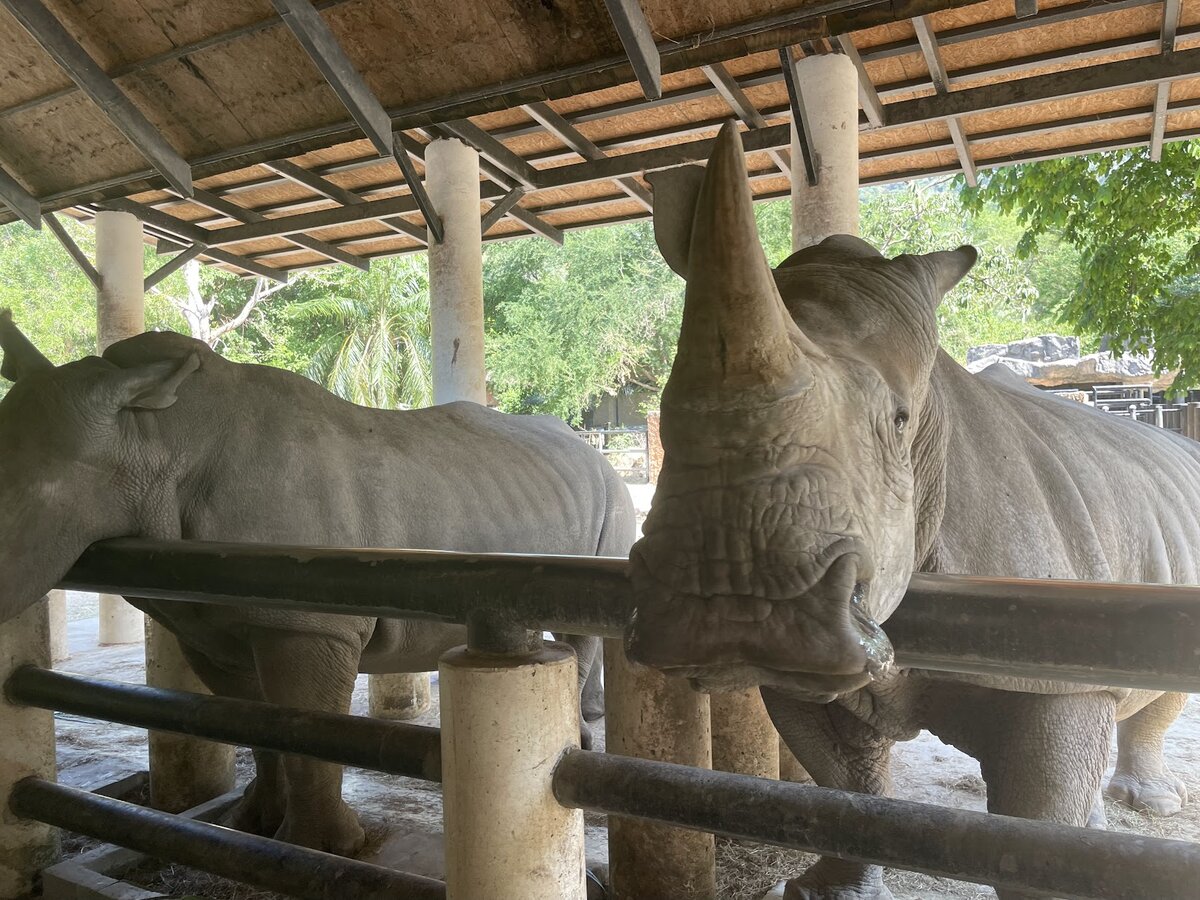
[2,538,1199,900]
[576,427,650,482]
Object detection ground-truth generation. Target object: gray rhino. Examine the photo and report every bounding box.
[0,313,635,855]
[628,124,1190,900]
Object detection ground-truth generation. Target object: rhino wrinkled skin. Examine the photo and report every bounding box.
[629,123,1191,900]
[0,315,635,856]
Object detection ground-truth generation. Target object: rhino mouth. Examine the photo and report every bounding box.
[626,549,896,700]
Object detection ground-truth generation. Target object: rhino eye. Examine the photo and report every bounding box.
[893,409,910,432]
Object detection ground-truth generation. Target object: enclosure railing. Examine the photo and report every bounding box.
[576,426,650,482]
[2,537,1199,900]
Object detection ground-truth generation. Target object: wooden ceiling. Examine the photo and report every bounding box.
[1,0,1198,278]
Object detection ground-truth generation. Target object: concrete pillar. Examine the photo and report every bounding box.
[0,600,58,898]
[144,622,235,812]
[440,643,585,900]
[790,52,861,250]
[427,136,486,407]
[96,209,235,807]
[710,689,779,780]
[604,641,715,900]
[46,590,69,663]
[95,210,147,647]
[370,137,488,718]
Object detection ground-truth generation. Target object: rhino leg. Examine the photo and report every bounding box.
[554,633,603,749]
[927,685,1115,900]
[250,631,367,856]
[176,645,286,836]
[1106,691,1189,816]
[762,688,895,900]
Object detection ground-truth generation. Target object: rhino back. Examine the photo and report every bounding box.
[933,352,1200,587]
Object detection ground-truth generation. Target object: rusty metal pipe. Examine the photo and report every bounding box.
[552,749,1200,900]
[60,538,1200,691]
[9,778,445,900]
[5,666,441,782]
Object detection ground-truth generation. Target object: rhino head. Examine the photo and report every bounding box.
[627,123,975,701]
[0,311,200,624]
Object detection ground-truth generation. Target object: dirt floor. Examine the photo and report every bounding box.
[52,599,1200,900]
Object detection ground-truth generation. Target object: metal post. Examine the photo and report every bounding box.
[0,601,57,899]
[789,53,861,249]
[440,637,586,899]
[604,640,716,899]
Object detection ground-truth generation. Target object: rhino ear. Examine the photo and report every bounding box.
[923,245,978,297]
[103,352,201,411]
[0,309,54,382]
[647,165,706,278]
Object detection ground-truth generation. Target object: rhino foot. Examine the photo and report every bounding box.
[220,777,285,836]
[1106,769,1189,816]
[274,800,366,857]
[763,858,894,900]
[762,881,894,900]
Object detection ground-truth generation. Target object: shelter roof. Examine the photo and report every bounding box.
[1,0,1197,277]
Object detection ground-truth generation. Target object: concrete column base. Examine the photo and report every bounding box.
[0,600,58,899]
[711,688,780,780]
[440,643,585,900]
[47,591,69,663]
[368,672,433,720]
[144,621,235,812]
[98,594,143,646]
[604,640,715,900]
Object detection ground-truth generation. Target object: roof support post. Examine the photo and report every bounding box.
[789,53,860,250]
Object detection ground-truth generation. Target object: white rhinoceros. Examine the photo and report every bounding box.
[628,124,1190,900]
[0,312,635,855]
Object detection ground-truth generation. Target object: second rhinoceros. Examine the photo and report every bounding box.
[0,313,635,855]
[628,123,1191,900]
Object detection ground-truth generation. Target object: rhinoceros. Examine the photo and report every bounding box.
[627,124,1190,900]
[0,312,635,856]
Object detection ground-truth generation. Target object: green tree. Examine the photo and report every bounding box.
[961,142,1200,383]
[283,256,433,409]
[483,222,683,424]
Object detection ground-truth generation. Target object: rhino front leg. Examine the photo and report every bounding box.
[176,645,286,836]
[762,688,895,900]
[1106,691,1189,815]
[250,631,367,856]
[554,633,603,749]
[928,686,1115,900]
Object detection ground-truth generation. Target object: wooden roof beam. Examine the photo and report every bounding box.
[0,0,192,197]
[188,187,368,271]
[480,188,525,236]
[1015,0,1039,19]
[42,212,99,288]
[834,35,886,129]
[700,64,791,176]
[523,102,653,210]
[0,164,40,229]
[601,0,661,100]
[1150,81,1171,161]
[1163,0,1180,52]
[144,244,205,292]
[269,0,442,243]
[913,16,977,187]
[779,48,819,187]
[439,121,539,189]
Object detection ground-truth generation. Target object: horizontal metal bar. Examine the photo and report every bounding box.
[58,538,1200,691]
[552,750,1200,900]
[5,667,441,782]
[10,778,446,900]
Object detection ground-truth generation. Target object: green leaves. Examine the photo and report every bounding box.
[964,142,1200,386]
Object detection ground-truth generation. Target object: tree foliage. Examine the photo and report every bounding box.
[483,223,682,424]
[961,142,1200,384]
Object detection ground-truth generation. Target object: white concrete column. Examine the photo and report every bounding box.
[145,622,236,812]
[440,642,585,900]
[46,590,69,663]
[95,210,147,647]
[790,52,861,250]
[427,136,486,406]
[371,137,487,717]
[710,689,779,780]
[605,640,716,900]
[0,600,58,898]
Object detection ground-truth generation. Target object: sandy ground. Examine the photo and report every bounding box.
[49,599,1200,900]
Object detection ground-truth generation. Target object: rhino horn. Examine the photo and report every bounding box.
[668,123,814,400]
[0,309,54,382]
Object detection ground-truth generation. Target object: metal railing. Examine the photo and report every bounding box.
[3,537,1199,900]
[576,427,650,482]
